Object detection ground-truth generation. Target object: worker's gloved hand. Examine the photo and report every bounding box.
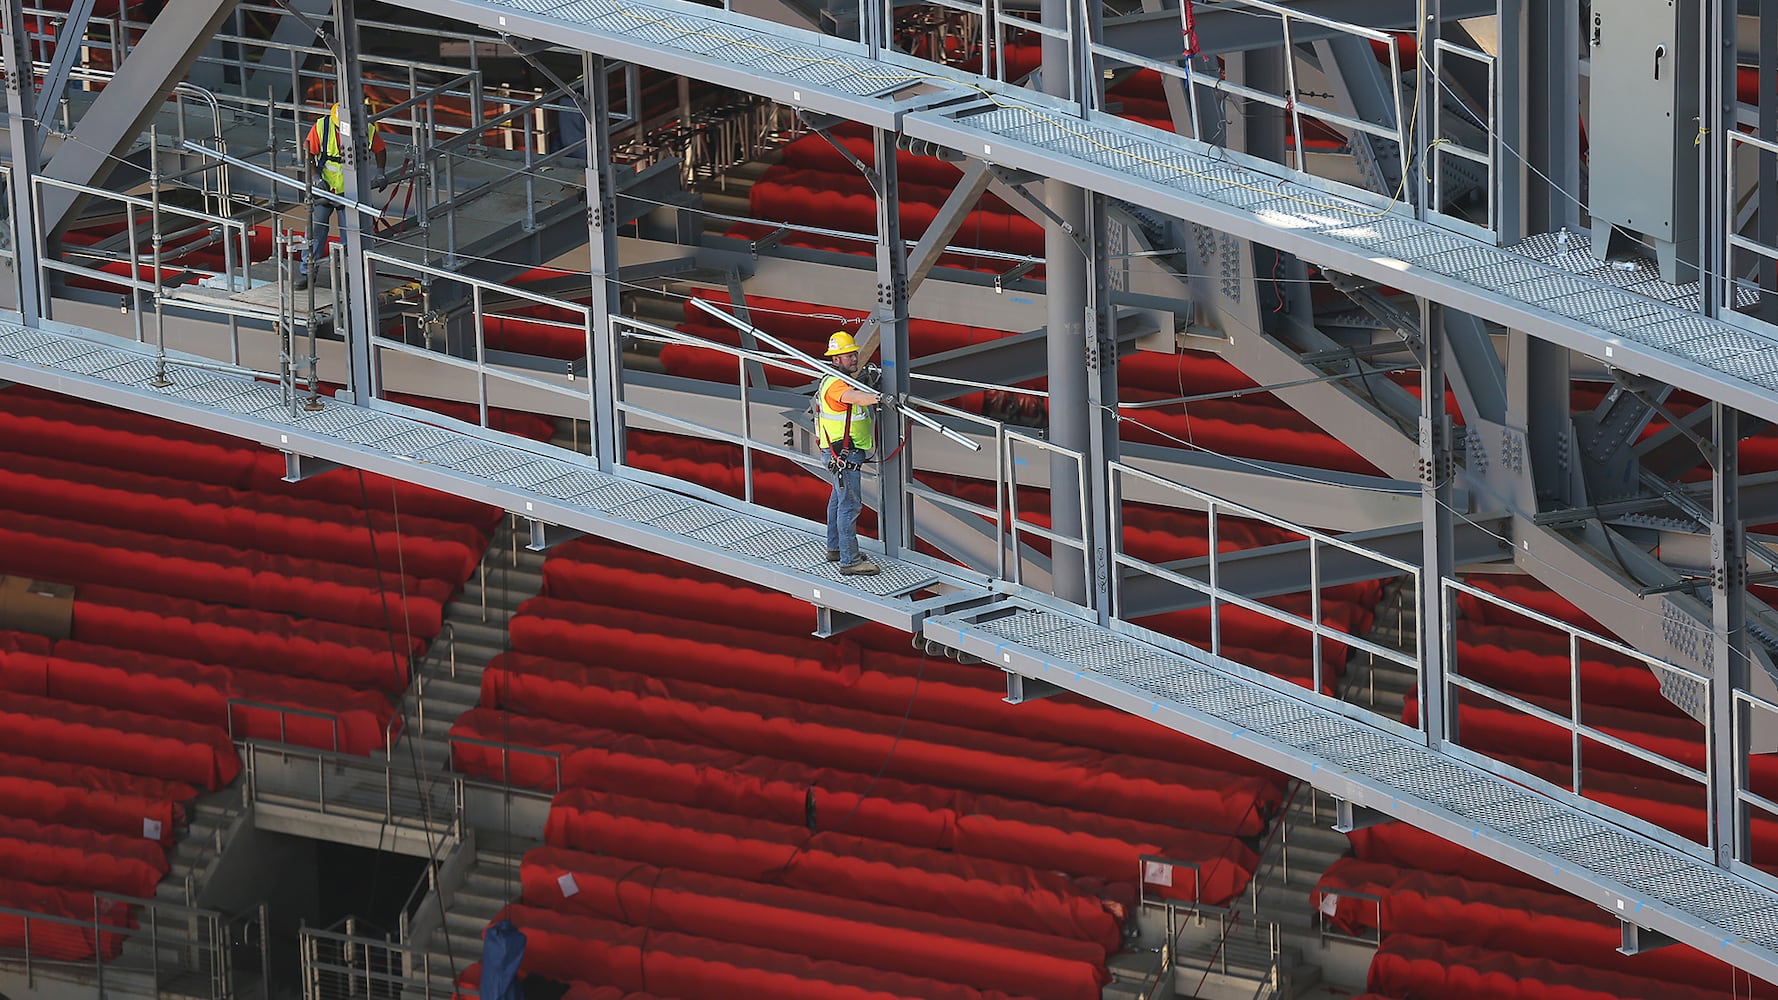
[372,172,390,191]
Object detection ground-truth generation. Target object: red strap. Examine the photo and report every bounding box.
[1182,0,1198,56]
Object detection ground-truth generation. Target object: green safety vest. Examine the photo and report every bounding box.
[312,113,377,195]
[817,374,874,451]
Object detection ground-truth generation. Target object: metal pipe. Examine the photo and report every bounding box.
[148,125,170,387]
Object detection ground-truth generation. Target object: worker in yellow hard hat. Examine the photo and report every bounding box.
[817,330,881,576]
[296,100,388,291]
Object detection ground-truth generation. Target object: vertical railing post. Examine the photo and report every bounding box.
[1711,402,1750,864]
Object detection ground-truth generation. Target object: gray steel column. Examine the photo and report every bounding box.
[1041,0,1089,604]
[1710,403,1750,864]
[1085,191,1120,622]
[1416,0,1441,219]
[1419,299,1454,749]
[585,53,622,471]
[1,0,43,323]
[1496,0,1581,242]
[1761,0,1777,321]
[872,126,908,557]
[1701,0,1737,316]
[332,0,377,404]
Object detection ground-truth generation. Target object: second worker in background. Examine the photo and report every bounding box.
[296,100,388,291]
[818,332,881,576]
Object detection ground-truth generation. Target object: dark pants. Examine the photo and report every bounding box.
[825,448,869,565]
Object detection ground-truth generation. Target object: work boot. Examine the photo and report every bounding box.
[293,273,310,291]
[839,558,880,576]
[826,549,841,563]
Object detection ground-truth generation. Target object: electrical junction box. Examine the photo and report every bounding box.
[1587,0,1700,283]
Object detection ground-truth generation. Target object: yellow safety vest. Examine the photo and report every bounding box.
[311,113,376,194]
[817,374,874,451]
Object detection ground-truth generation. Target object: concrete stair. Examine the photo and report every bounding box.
[411,843,530,994]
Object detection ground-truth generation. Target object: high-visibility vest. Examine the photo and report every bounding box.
[309,112,376,194]
[817,374,873,451]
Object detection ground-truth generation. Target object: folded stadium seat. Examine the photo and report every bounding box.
[1455,621,1685,717]
[478,656,1279,833]
[1115,391,1384,475]
[0,815,168,899]
[0,750,192,844]
[658,342,817,388]
[1366,934,1736,1000]
[0,877,132,962]
[74,587,413,692]
[542,789,1123,950]
[0,512,446,634]
[1345,822,1565,894]
[776,133,967,188]
[0,467,479,582]
[521,846,1110,1000]
[493,903,1038,1000]
[0,447,489,555]
[1116,349,1262,399]
[17,640,397,755]
[452,706,1255,904]
[1316,858,1778,997]
[508,597,1282,770]
[0,692,240,790]
[1455,573,1612,637]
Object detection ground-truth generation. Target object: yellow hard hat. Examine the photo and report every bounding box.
[824,331,858,357]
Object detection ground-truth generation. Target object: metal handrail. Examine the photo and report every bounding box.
[1108,461,1424,691]
[226,697,342,752]
[447,733,566,793]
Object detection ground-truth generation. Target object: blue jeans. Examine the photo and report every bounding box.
[826,448,869,565]
[303,198,338,276]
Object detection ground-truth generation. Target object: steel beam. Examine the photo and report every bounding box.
[35,0,237,240]
[1,0,43,323]
[874,125,909,557]
[585,52,622,470]
[31,0,94,156]
[1420,299,1456,748]
[902,158,991,303]
[331,0,376,405]
[1710,404,1751,864]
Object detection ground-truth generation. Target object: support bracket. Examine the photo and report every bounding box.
[527,519,585,552]
[1618,919,1680,956]
[1004,673,1066,705]
[814,605,868,639]
[282,452,340,483]
[1332,798,1390,834]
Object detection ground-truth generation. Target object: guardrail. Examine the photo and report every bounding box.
[301,922,471,1000]
[0,892,246,999]
[1439,577,1718,858]
[240,739,464,839]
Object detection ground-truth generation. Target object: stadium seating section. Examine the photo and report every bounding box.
[0,385,513,960]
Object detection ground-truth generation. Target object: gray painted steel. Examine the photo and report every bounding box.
[923,599,1778,986]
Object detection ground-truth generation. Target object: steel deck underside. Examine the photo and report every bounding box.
[0,321,976,633]
[924,601,1778,983]
[403,0,1778,426]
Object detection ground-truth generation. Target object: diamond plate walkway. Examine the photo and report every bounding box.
[0,321,984,634]
[924,600,1778,984]
[411,0,1778,428]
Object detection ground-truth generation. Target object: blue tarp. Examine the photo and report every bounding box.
[478,919,527,1000]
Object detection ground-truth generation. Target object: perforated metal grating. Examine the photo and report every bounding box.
[938,599,1778,955]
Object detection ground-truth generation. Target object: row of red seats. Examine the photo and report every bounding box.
[0,640,395,755]
[475,652,1276,833]
[0,466,478,583]
[451,706,1254,902]
[0,691,239,790]
[520,846,1108,1000]
[484,903,1037,1000]
[1368,934,1735,1000]
[543,788,1122,952]
[511,594,1282,770]
[0,745,193,846]
[1318,856,1777,997]
[0,877,132,963]
[0,511,444,634]
[77,585,413,692]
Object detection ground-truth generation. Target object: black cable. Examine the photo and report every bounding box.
[757,646,929,888]
[354,469,457,978]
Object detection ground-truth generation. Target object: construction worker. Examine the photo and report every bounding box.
[818,331,881,576]
[296,100,387,291]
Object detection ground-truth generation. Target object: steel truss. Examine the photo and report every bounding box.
[7,0,1778,987]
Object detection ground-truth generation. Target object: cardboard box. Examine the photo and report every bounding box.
[0,576,75,640]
